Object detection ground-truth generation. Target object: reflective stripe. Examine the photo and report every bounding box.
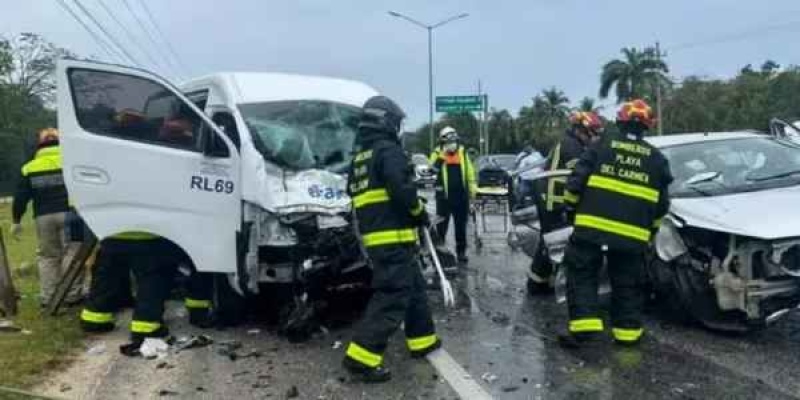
[345,342,382,367]
[363,229,418,247]
[81,309,114,324]
[113,231,159,241]
[407,334,438,351]
[564,190,580,204]
[354,150,373,162]
[612,327,644,342]
[21,147,62,176]
[436,147,476,198]
[569,318,604,333]
[130,320,161,333]
[185,298,211,309]
[353,189,389,209]
[546,144,562,211]
[410,200,424,217]
[587,175,658,203]
[575,214,651,242]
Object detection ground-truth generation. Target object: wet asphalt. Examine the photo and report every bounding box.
[53,210,800,400]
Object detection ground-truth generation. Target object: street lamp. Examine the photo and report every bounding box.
[388,11,469,150]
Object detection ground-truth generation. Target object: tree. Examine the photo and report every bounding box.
[487,109,516,153]
[2,33,76,105]
[576,97,601,113]
[540,87,570,127]
[599,47,669,103]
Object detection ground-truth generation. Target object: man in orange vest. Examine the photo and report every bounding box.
[429,126,477,264]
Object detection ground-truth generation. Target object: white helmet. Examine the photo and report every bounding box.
[439,126,458,143]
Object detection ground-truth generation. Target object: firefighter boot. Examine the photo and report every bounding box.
[342,357,392,383]
[410,337,442,359]
[557,331,604,350]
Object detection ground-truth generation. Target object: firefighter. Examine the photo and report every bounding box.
[343,96,439,383]
[558,99,672,348]
[529,112,604,291]
[10,128,81,307]
[429,126,477,263]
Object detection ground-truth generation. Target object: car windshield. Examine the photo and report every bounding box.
[238,100,361,171]
[661,137,800,198]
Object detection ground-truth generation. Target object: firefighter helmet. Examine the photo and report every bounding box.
[616,99,655,128]
[569,111,604,134]
[358,96,406,135]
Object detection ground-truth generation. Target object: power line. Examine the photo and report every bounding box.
[55,0,119,62]
[120,0,181,76]
[668,19,800,52]
[93,0,166,73]
[134,0,188,75]
[72,0,139,66]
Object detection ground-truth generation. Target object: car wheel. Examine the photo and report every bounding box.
[670,258,752,333]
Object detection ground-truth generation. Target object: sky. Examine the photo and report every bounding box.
[6,0,800,128]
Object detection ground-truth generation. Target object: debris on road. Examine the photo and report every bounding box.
[86,342,106,356]
[286,385,299,398]
[332,340,342,349]
[174,335,213,352]
[481,372,498,384]
[140,338,170,359]
[502,385,520,392]
[490,312,511,325]
[59,383,72,392]
[156,362,174,370]
[158,389,179,396]
[247,329,261,335]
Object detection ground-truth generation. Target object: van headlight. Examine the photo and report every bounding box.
[654,218,688,262]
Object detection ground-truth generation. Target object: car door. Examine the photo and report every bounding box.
[57,60,241,273]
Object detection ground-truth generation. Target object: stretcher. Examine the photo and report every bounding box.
[472,185,511,251]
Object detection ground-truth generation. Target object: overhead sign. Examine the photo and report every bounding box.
[436,95,486,113]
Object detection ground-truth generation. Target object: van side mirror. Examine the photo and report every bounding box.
[202,124,230,158]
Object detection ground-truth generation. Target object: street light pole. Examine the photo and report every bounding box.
[389,11,469,151]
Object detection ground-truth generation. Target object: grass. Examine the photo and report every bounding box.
[0,204,83,390]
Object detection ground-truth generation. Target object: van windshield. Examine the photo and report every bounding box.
[238,100,361,171]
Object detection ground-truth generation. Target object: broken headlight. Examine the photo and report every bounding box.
[654,218,688,262]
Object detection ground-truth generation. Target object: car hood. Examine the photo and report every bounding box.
[672,185,800,239]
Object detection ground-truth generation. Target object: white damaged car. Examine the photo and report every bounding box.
[648,132,800,331]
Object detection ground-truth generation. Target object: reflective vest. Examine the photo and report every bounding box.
[545,133,584,212]
[429,146,476,199]
[19,146,69,218]
[565,134,671,252]
[350,143,421,248]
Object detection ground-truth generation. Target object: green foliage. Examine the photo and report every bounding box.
[600,47,670,104]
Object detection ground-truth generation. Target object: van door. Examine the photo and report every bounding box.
[57,60,241,273]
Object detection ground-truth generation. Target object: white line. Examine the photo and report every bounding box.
[427,349,494,400]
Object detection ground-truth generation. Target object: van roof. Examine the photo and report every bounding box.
[179,72,379,107]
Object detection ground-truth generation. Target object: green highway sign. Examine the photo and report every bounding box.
[436,95,486,112]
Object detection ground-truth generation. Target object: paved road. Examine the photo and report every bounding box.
[37,212,800,399]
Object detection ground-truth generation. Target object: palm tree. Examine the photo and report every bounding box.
[599,47,669,103]
[577,97,602,113]
[540,87,570,127]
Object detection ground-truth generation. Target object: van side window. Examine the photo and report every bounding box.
[68,68,206,152]
[212,112,241,152]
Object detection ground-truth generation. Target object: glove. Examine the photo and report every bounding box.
[10,224,22,241]
[413,210,431,228]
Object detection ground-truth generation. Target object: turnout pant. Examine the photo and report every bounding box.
[346,245,437,367]
[435,195,469,255]
[81,239,176,339]
[564,238,645,343]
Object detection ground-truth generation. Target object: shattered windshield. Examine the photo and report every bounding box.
[662,137,800,198]
[239,101,361,171]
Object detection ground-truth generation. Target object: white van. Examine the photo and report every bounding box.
[57,61,378,296]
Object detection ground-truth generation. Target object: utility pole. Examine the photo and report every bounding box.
[478,80,484,155]
[655,41,664,136]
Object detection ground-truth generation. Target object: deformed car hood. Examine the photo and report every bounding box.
[671,185,800,240]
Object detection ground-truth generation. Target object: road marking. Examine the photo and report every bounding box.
[427,349,494,400]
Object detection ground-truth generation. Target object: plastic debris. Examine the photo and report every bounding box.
[0,320,21,333]
[332,341,342,349]
[174,335,213,352]
[86,342,106,356]
[481,372,498,384]
[141,338,170,359]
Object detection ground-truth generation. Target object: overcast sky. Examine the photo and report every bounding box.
[7,0,800,127]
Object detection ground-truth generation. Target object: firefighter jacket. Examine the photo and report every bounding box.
[545,129,585,212]
[349,129,424,249]
[12,143,69,223]
[564,131,673,252]
[429,146,477,200]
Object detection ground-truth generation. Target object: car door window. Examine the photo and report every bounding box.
[68,68,206,152]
